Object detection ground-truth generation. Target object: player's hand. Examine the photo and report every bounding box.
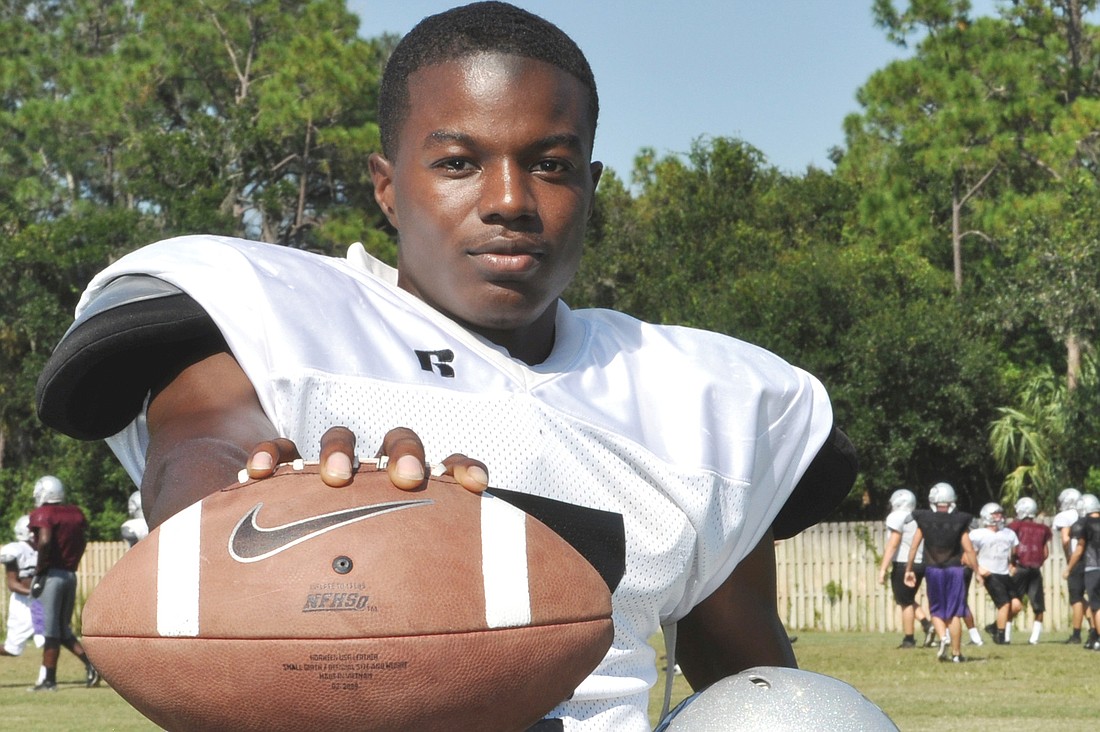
[903,570,916,588]
[878,569,887,585]
[30,574,45,599]
[244,426,488,493]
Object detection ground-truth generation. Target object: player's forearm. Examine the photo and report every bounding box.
[6,573,29,595]
[143,351,278,529]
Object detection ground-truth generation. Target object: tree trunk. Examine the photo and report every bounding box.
[1066,331,1082,391]
[952,176,963,294]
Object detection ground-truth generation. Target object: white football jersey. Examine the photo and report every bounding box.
[81,235,834,731]
[1054,508,1080,556]
[0,540,36,580]
[884,509,922,564]
[968,527,1019,575]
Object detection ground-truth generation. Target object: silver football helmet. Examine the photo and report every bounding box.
[928,482,957,508]
[13,515,32,543]
[889,489,917,513]
[1078,494,1100,516]
[1059,488,1082,513]
[1014,496,1038,520]
[33,475,65,507]
[979,502,1005,529]
[656,666,898,731]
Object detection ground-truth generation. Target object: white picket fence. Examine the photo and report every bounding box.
[0,520,1079,635]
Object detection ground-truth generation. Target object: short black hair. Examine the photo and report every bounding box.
[377,1,598,157]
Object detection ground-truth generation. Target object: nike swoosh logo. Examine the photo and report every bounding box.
[228,499,433,563]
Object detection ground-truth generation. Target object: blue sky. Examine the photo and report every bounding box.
[346,1,1001,178]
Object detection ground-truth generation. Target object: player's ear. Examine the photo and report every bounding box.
[369,153,399,229]
[587,161,603,219]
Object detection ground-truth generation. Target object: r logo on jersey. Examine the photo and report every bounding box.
[415,349,455,377]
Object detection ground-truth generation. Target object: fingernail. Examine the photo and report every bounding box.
[467,465,488,487]
[326,452,353,481]
[249,451,273,471]
[395,454,425,481]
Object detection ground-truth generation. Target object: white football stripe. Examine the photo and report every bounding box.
[156,500,203,637]
[481,495,531,628]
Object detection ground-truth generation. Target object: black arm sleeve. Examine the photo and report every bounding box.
[771,425,858,540]
[36,276,226,441]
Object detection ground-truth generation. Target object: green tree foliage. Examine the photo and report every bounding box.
[0,0,390,537]
[841,0,1100,510]
[990,354,1100,506]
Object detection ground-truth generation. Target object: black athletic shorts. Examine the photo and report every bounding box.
[1086,570,1100,613]
[1012,566,1045,614]
[983,573,1018,609]
[1068,562,1086,604]
[891,562,923,606]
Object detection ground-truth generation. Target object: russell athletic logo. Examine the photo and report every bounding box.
[228,500,433,563]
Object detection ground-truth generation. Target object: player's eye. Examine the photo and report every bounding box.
[532,159,572,175]
[436,158,475,174]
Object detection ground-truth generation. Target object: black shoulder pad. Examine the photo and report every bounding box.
[772,426,858,540]
[36,275,226,440]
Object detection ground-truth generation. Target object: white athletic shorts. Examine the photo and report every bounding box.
[4,592,45,656]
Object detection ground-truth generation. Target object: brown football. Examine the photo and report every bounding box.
[82,462,614,731]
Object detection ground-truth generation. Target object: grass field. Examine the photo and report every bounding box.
[0,631,1095,730]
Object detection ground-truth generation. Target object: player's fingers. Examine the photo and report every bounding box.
[246,437,301,479]
[440,454,489,493]
[378,427,427,490]
[319,426,357,487]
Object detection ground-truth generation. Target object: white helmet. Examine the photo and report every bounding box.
[13,515,32,543]
[33,475,65,507]
[1078,494,1100,516]
[1059,488,1082,512]
[127,491,143,520]
[980,502,1005,529]
[1014,496,1038,520]
[929,482,957,507]
[889,489,917,513]
[656,666,899,731]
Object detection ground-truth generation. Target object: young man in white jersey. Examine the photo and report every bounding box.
[877,489,933,648]
[969,503,1020,645]
[35,3,856,728]
[0,516,45,660]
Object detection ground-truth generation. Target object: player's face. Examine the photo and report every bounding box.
[370,53,602,364]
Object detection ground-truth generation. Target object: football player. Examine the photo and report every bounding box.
[1052,488,1086,644]
[1007,496,1051,644]
[1064,494,1100,650]
[876,489,933,648]
[0,516,45,660]
[904,483,979,663]
[969,503,1020,644]
[36,3,857,728]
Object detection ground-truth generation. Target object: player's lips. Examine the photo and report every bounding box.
[466,238,545,275]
